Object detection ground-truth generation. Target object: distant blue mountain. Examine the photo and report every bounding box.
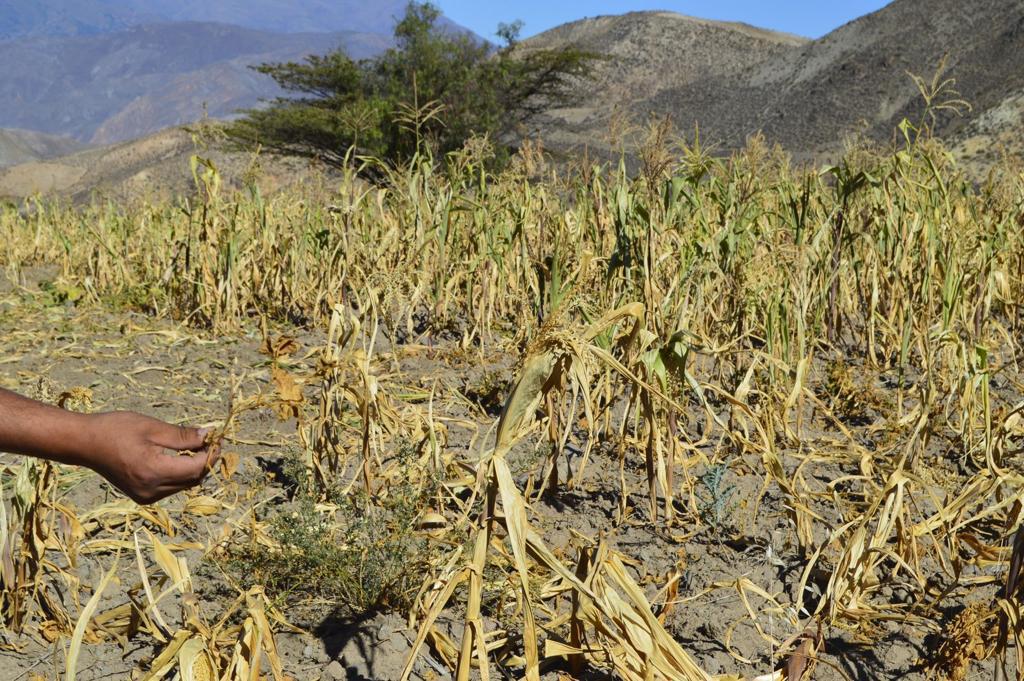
[0,21,393,143]
[0,0,417,41]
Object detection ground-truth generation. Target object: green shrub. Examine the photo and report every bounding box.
[225,476,431,617]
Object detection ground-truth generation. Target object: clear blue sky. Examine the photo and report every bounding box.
[436,1,892,40]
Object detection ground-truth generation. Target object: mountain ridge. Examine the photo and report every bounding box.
[0,0,415,40]
[525,0,1024,164]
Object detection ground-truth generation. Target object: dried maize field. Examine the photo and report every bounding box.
[1,137,1024,681]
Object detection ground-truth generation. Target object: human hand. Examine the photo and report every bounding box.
[83,412,219,504]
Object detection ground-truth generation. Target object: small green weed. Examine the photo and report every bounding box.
[38,278,85,307]
[696,463,737,532]
[224,462,434,617]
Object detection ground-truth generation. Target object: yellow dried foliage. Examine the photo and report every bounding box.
[1,134,1024,681]
[924,602,997,681]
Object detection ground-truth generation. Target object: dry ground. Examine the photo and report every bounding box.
[0,265,1012,681]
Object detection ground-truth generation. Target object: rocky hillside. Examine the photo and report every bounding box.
[951,87,1024,175]
[519,12,807,153]
[0,128,82,168]
[528,0,1024,163]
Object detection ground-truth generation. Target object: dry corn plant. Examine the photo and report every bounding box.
[140,581,296,681]
[0,458,82,638]
[67,404,296,681]
[0,386,103,644]
[400,303,739,681]
[301,297,403,495]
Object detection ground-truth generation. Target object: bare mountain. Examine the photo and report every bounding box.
[519,12,806,152]
[527,0,1024,164]
[522,12,806,104]
[0,22,390,144]
[735,0,1024,153]
[106,0,415,36]
[0,0,413,40]
[0,0,147,40]
[0,128,82,167]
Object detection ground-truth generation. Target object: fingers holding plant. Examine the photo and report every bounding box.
[83,412,223,504]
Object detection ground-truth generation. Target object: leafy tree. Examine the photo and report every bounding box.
[226,2,595,168]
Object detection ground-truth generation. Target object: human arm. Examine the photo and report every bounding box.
[0,387,216,504]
